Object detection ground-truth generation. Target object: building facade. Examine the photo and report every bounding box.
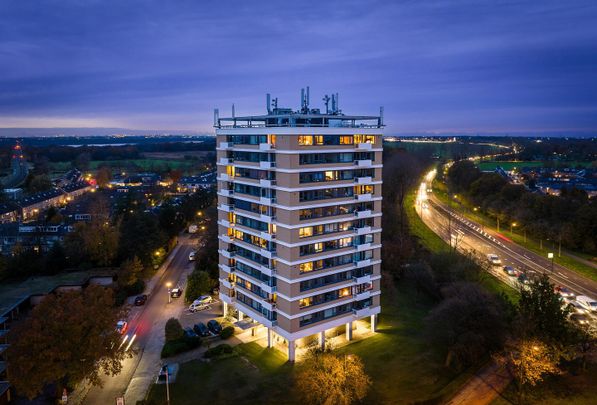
[217,91,383,361]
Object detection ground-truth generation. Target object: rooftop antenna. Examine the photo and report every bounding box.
[301,88,305,111]
[232,103,235,118]
[306,86,310,110]
[272,97,278,110]
[323,95,330,114]
[266,93,271,114]
[335,93,340,113]
[331,94,336,113]
[379,106,384,127]
[213,108,219,127]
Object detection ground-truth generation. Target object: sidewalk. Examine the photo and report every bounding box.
[445,361,511,405]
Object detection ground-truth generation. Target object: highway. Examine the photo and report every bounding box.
[83,235,197,405]
[415,170,597,321]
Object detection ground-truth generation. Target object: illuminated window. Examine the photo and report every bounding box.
[339,135,354,145]
[299,227,313,238]
[314,242,323,252]
[314,135,324,145]
[299,297,313,308]
[339,237,352,248]
[339,287,351,297]
[269,134,277,146]
[298,136,313,146]
[355,134,375,144]
[226,165,235,176]
[300,262,314,273]
[324,171,337,181]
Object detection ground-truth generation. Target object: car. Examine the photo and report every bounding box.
[134,294,148,306]
[568,300,588,314]
[576,295,597,312]
[487,254,502,266]
[554,286,575,299]
[189,251,196,261]
[193,322,210,337]
[184,327,198,338]
[170,288,183,298]
[207,319,222,335]
[189,295,213,312]
[570,313,590,325]
[116,320,128,335]
[517,273,530,285]
[502,266,517,276]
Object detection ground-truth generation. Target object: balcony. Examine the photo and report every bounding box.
[260,231,276,241]
[261,300,276,311]
[354,226,372,235]
[355,242,373,252]
[219,219,231,228]
[261,283,277,294]
[260,179,276,187]
[221,279,235,289]
[355,258,372,268]
[220,173,230,181]
[219,157,233,165]
[260,196,276,205]
[353,290,372,301]
[353,274,372,284]
[259,161,275,169]
[260,213,276,223]
[355,193,372,202]
[355,159,372,167]
[218,203,234,213]
[219,263,235,273]
[220,189,234,197]
[259,143,273,151]
[356,143,373,150]
[355,176,373,185]
[260,248,275,259]
[219,142,233,149]
[352,307,371,318]
[220,249,235,259]
[221,235,234,244]
[354,209,372,218]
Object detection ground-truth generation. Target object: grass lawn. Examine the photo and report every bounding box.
[49,158,199,173]
[476,160,593,171]
[146,282,475,405]
[433,182,597,283]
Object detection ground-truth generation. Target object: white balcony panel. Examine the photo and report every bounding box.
[220,189,234,197]
[355,193,372,202]
[355,242,372,252]
[356,143,373,150]
[259,161,275,169]
[259,143,272,151]
[354,226,372,235]
[354,209,372,218]
[353,274,372,284]
[355,176,373,184]
[219,157,233,165]
[355,258,372,268]
[355,159,372,167]
[354,291,372,301]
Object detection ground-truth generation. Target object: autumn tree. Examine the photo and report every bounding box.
[185,270,213,303]
[118,256,144,288]
[6,285,129,399]
[494,338,561,403]
[165,318,184,342]
[95,165,113,188]
[295,351,371,405]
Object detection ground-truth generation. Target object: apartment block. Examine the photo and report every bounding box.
[216,90,383,361]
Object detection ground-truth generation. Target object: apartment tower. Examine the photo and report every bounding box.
[217,89,382,361]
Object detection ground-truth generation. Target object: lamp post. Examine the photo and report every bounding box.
[166,282,172,304]
[548,252,554,273]
[165,365,171,405]
[510,222,517,235]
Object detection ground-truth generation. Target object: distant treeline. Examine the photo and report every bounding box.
[447,160,597,254]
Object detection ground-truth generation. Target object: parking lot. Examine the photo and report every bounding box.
[178,295,225,334]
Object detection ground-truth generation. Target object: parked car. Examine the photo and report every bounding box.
[134,294,148,306]
[184,327,198,338]
[570,313,590,325]
[554,286,575,299]
[193,322,210,337]
[189,295,213,312]
[576,295,597,312]
[116,320,128,335]
[568,300,588,314]
[170,288,183,298]
[502,266,517,276]
[487,254,502,266]
[517,273,530,285]
[189,251,196,261]
[207,320,222,335]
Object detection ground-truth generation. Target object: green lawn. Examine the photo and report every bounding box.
[146,282,476,405]
[476,160,593,171]
[48,158,198,174]
[433,182,597,283]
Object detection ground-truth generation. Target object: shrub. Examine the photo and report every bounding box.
[160,335,202,358]
[204,344,234,358]
[220,325,234,339]
[164,318,184,342]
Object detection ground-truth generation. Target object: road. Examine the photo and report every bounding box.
[83,235,197,405]
[415,170,597,309]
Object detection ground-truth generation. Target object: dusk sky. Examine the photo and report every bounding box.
[1,0,597,135]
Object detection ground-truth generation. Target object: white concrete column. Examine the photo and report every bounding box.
[238,311,243,322]
[288,340,296,362]
[267,328,272,348]
[318,330,325,350]
[223,301,228,317]
[346,322,353,341]
[371,314,377,332]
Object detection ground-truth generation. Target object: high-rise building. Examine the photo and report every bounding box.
[216,90,383,361]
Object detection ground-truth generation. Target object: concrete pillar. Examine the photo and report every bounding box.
[346,322,353,341]
[223,301,228,317]
[371,314,377,332]
[267,328,272,348]
[288,340,296,362]
[318,330,325,350]
[238,311,243,322]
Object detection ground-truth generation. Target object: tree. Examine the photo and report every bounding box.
[67,219,120,267]
[494,338,561,403]
[426,282,506,370]
[518,273,571,343]
[165,318,184,342]
[446,160,481,192]
[95,166,112,188]
[185,270,213,303]
[27,174,52,193]
[118,256,144,288]
[44,242,68,275]
[6,285,128,399]
[295,351,371,405]
[119,212,167,266]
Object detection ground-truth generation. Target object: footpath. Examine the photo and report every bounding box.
[445,361,511,405]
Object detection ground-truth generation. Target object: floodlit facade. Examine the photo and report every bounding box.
[217,89,383,361]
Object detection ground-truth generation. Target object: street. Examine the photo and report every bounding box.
[83,235,197,405]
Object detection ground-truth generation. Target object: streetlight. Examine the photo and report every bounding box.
[166,282,172,304]
[510,222,517,235]
[548,252,554,273]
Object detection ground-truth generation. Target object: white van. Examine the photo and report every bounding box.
[575,295,597,313]
[487,254,502,266]
[189,295,213,312]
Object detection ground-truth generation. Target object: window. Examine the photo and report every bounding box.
[314,242,323,253]
[339,135,354,145]
[339,287,351,297]
[314,135,324,145]
[355,134,375,144]
[299,227,313,238]
[298,135,313,146]
[299,297,312,308]
[300,262,313,273]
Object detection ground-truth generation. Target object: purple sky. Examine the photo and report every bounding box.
[1,0,597,135]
